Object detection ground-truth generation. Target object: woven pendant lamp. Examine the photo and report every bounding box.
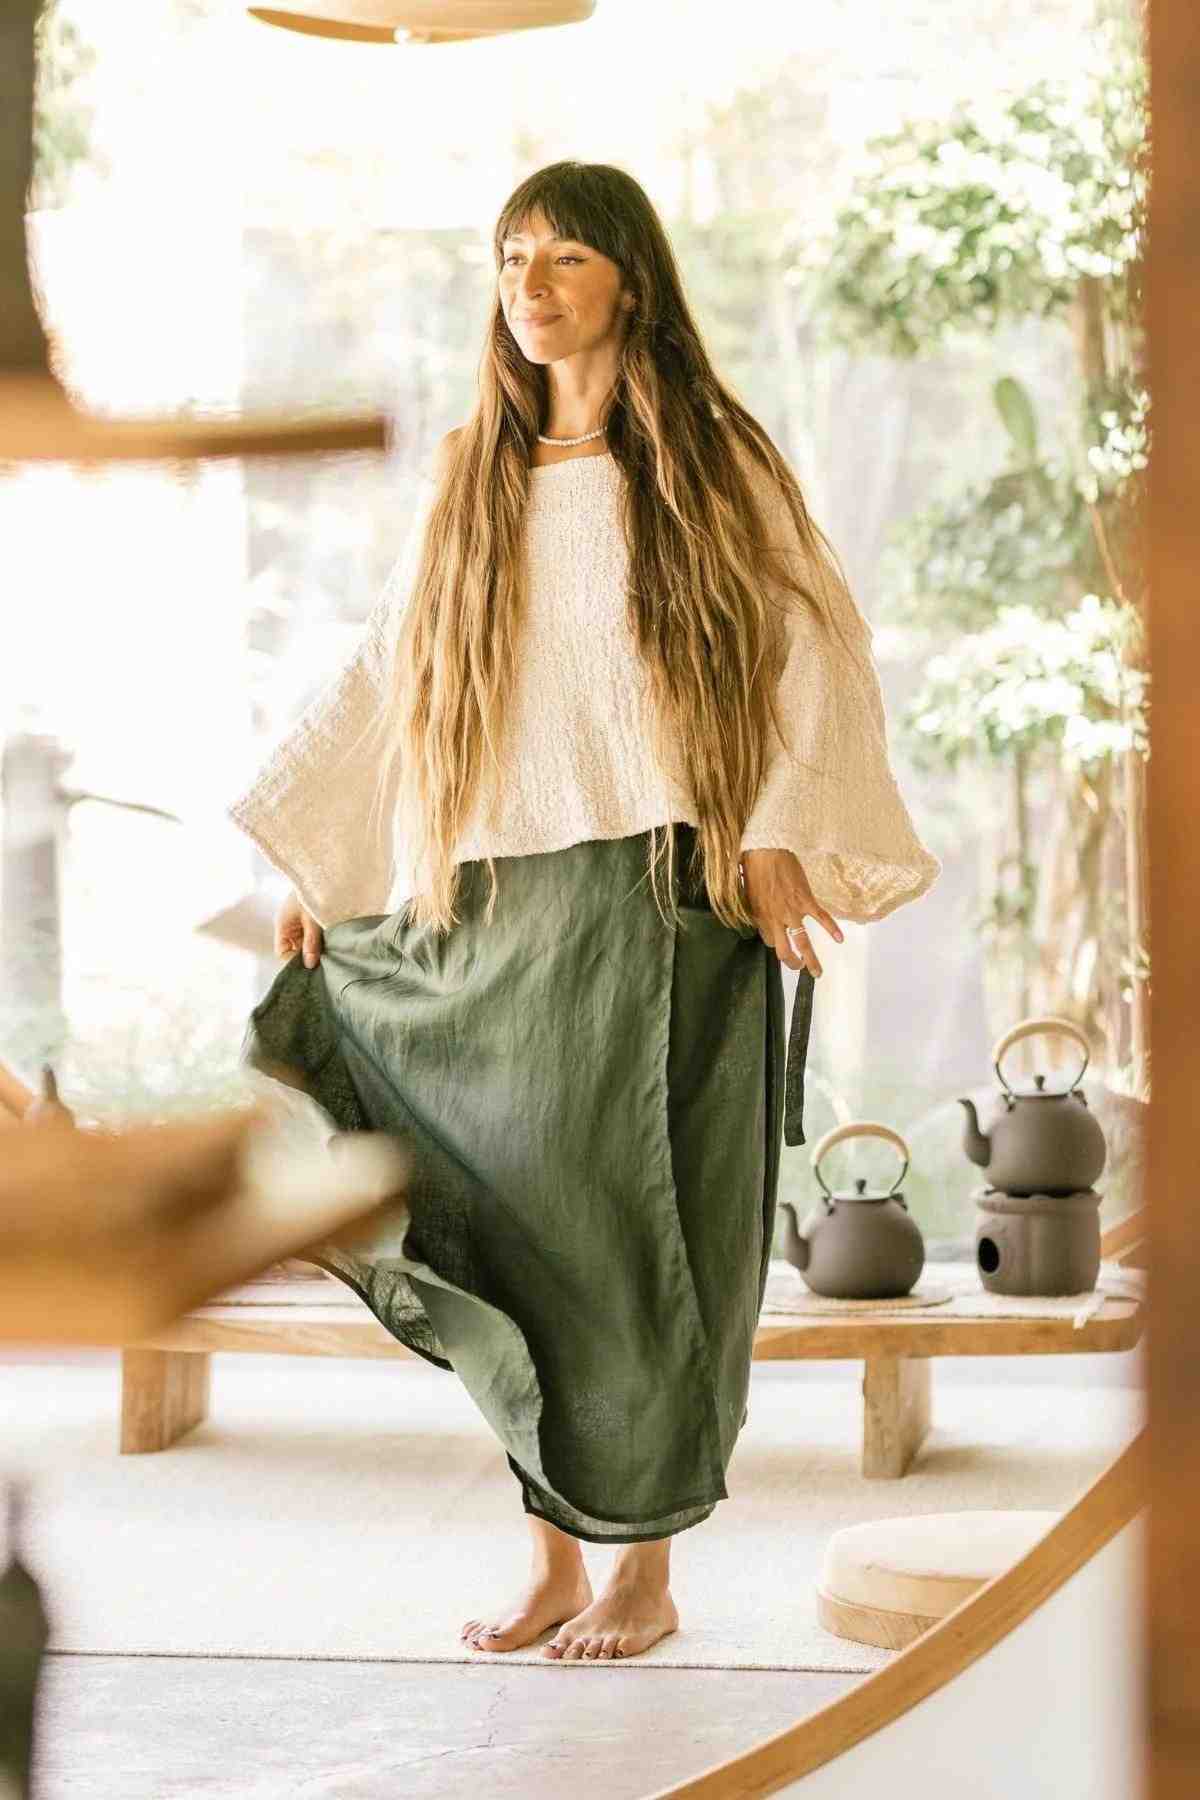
[247,1,595,47]
[1,0,387,465]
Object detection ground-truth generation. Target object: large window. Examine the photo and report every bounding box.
[2,0,1145,1252]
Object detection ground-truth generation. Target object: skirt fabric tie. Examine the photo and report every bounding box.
[239,825,814,1543]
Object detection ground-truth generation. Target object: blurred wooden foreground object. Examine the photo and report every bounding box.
[1,0,388,463]
[0,1057,411,1347]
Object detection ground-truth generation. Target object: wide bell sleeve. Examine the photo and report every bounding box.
[224,475,437,932]
[738,469,942,924]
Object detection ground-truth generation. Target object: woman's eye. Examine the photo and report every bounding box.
[503,254,582,265]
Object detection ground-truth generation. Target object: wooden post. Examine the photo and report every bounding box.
[120,1349,211,1454]
[862,1355,932,1478]
[1148,2,1200,1791]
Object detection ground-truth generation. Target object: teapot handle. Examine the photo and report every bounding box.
[810,1120,910,1200]
[992,1015,1091,1096]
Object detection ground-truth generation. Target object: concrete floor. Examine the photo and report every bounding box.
[14,1344,1143,1799]
[30,1656,863,1799]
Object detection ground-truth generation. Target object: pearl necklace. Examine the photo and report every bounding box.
[536,426,606,446]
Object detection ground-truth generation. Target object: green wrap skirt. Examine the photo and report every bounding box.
[239,824,815,1544]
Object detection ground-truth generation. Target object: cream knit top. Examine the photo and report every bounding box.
[225,449,941,930]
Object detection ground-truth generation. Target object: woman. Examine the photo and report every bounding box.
[226,160,940,1663]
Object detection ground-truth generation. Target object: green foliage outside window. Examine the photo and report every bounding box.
[788,2,1150,1113]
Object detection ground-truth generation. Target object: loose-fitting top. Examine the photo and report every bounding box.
[225,447,941,929]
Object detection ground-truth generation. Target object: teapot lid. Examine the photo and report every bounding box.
[811,1120,910,1201]
[826,1175,903,1204]
[1003,1072,1080,1099]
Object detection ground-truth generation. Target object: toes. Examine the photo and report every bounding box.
[598,1633,620,1660]
[582,1637,603,1660]
[562,1636,587,1660]
[614,1637,631,1658]
[541,1638,566,1658]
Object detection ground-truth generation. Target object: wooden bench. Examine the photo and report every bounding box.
[6,1052,1140,1479]
[121,1213,1145,1477]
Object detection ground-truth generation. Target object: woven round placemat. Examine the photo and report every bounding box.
[761,1274,955,1316]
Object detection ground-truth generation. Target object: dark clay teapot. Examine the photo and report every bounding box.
[779,1121,925,1299]
[958,1015,1106,1197]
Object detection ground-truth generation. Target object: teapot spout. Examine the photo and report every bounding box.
[779,1199,809,1272]
[958,1096,991,1168]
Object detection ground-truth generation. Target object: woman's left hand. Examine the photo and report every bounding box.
[740,848,844,977]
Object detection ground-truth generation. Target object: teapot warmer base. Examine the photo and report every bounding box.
[973,1185,1101,1297]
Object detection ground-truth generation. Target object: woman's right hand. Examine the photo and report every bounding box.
[275,889,324,968]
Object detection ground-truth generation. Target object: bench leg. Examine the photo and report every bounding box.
[121,1349,211,1454]
[861,1355,931,1478]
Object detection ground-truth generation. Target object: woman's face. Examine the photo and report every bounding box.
[498,207,633,363]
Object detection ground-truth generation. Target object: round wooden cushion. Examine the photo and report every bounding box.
[817,1509,1062,1650]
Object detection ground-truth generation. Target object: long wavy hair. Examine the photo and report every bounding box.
[362,159,859,937]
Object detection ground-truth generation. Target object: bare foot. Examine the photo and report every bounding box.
[541,1576,679,1661]
[461,1567,594,1654]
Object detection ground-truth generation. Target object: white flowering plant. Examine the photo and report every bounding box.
[792,17,1146,357]
[906,594,1147,773]
[791,0,1151,1084]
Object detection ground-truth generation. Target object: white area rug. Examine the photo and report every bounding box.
[1,1360,1142,1672]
